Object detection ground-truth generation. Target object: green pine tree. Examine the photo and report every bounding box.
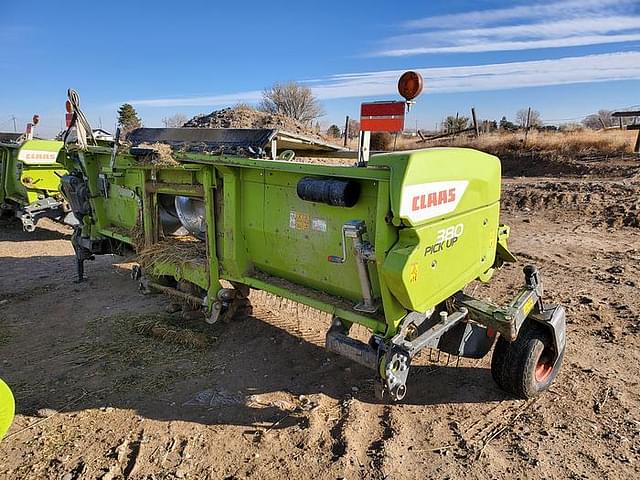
[326,124,341,138]
[117,103,142,133]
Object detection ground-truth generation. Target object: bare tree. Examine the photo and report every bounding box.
[516,108,542,128]
[444,115,469,133]
[259,81,323,124]
[559,122,584,132]
[582,109,614,129]
[347,119,360,139]
[162,113,188,128]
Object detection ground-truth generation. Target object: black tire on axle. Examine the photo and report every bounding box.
[491,320,564,399]
[232,297,253,321]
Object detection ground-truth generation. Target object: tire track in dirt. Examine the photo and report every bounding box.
[366,406,395,479]
[330,398,352,462]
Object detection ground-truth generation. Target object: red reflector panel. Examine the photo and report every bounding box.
[65,112,74,128]
[361,101,405,117]
[361,117,404,132]
[361,101,405,132]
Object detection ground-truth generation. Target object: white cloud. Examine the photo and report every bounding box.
[373,0,640,57]
[377,33,640,56]
[130,90,262,107]
[403,0,638,29]
[390,16,640,44]
[128,52,640,107]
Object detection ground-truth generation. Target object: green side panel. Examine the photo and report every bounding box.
[240,168,380,302]
[71,151,144,242]
[20,165,67,203]
[373,148,503,312]
[369,148,501,227]
[101,170,144,230]
[383,202,500,312]
[0,140,66,206]
[149,261,209,291]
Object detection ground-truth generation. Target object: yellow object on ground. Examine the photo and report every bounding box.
[0,378,15,439]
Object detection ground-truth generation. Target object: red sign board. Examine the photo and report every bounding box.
[360,101,405,132]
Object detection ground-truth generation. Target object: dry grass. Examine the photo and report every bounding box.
[399,129,637,158]
[136,236,207,270]
[134,142,180,166]
[79,313,217,393]
[134,314,210,349]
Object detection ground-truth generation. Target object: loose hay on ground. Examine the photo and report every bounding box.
[133,314,210,349]
[82,313,218,393]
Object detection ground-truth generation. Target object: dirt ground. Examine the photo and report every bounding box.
[0,156,639,479]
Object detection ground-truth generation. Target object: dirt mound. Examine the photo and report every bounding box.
[499,153,640,178]
[502,179,640,228]
[422,130,640,178]
[184,105,325,140]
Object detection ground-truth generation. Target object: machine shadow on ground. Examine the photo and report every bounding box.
[1,251,510,433]
[0,217,71,242]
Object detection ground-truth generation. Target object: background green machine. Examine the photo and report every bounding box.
[0,133,73,231]
[60,119,566,401]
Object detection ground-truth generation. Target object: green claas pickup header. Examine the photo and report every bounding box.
[60,73,566,401]
[0,119,75,231]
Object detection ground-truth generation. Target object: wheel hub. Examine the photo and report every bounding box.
[535,356,553,382]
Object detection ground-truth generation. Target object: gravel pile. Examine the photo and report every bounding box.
[183,105,325,140]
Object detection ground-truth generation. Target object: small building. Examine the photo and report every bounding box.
[92,128,114,141]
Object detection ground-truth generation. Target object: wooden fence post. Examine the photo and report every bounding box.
[471,108,479,137]
[343,115,350,147]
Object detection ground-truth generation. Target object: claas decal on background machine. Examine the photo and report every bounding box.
[59,72,566,402]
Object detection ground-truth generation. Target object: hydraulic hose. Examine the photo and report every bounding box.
[63,89,96,149]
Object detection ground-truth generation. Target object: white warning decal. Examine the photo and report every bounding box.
[311,218,327,232]
[399,180,469,223]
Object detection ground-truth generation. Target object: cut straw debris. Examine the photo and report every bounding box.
[133,316,209,349]
[136,236,207,270]
[134,142,180,167]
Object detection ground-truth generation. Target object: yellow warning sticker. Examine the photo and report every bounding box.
[289,211,310,231]
[409,263,419,283]
[523,296,535,316]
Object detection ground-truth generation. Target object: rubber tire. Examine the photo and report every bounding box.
[491,320,564,399]
[232,298,253,321]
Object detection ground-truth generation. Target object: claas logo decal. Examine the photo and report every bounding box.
[411,188,456,212]
[24,152,57,161]
[17,149,59,164]
[400,180,468,223]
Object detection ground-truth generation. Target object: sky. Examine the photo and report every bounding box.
[1,0,639,138]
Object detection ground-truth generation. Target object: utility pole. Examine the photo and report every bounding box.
[11,115,17,133]
[524,107,532,145]
[343,115,349,148]
[471,107,479,137]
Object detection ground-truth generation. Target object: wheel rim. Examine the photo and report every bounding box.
[535,352,554,382]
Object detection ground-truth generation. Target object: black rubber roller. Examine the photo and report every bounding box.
[296,177,361,207]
